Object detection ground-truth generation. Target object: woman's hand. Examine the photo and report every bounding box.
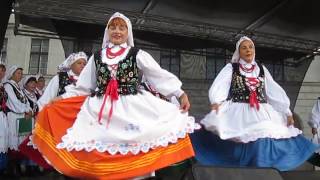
[24,111,33,119]
[312,128,318,135]
[211,103,221,114]
[179,93,190,112]
[287,115,295,126]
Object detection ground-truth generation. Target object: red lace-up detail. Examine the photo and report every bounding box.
[98,64,119,127]
[245,77,260,110]
[240,64,255,73]
[106,47,126,59]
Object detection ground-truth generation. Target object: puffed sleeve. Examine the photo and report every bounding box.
[136,50,184,98]
[37,75,59,111]
[264,66,292,116]
[208,63,233,104]
[308,99,320,128]
[61,55,97,99]
[4,83,31,113]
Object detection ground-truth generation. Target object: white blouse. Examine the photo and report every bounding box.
[308,99,320,128]
[62,47,184,99]
[4,80,31,114]
[208,59,292,116]
[37,70,78,111]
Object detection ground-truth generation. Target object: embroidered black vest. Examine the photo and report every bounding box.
[0,86,8,112]
[5,82,28,104]
[24,90,39,115]
[58,72,75,96]
[35,90,42,99]
[94,48,139,97]
[227,63,267,103]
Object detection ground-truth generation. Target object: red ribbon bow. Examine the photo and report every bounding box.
[249,90,259,110]
[246,77,260,110]
[98,78,119,127]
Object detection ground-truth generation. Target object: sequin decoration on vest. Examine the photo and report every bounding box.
[57,72,77,96]
[227,63,267,110]
[94,48,139,126]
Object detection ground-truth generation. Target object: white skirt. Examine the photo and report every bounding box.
[0,112,8,153]
[57,90,199,155]
[7,112,29,150]
[200,101,301,143]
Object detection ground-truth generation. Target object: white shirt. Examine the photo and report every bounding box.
[4,80,31,113]
[37,70,78,111]
[308,98,320,128]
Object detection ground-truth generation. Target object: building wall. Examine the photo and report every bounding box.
[4,14,65,82]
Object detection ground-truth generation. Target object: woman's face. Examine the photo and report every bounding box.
[37,77,45,90]
[11,69,23,83]
[239,40,255,63]
[108,23,128,45]
[71,58,87,76]
[0,67,6,80]
[25,80,37,92]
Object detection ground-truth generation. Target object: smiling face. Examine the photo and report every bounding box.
[107,18,128,45]
[239,40,255,63]
[25,78,37,92]
[11,68,23,83]
[36,77,45,90]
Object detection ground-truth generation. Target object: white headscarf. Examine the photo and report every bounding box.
[101,12,134,49]
[35,73,44,81]
[231,36,255,63]
[20,75,36,89]
[58,51,87,72]
[4,65,23,83]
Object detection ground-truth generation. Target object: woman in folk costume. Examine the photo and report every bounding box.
[18,53,87,170]
[191,36,318,171]
[35,74,45,99]
[32,12,199,179]
[0,64,8,173]
[37,52,87,111]
[4,66,32,150]
[18,75,52,170]
[308,97,320,166]
[3,66,32,175]
[309,97,320,138]
[21,76,39,115]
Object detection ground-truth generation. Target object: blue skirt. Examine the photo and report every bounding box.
[0,153,8,170]
[190,128,319,171]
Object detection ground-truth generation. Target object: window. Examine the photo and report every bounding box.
[29,39,49,74]
[0,38,8,64]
